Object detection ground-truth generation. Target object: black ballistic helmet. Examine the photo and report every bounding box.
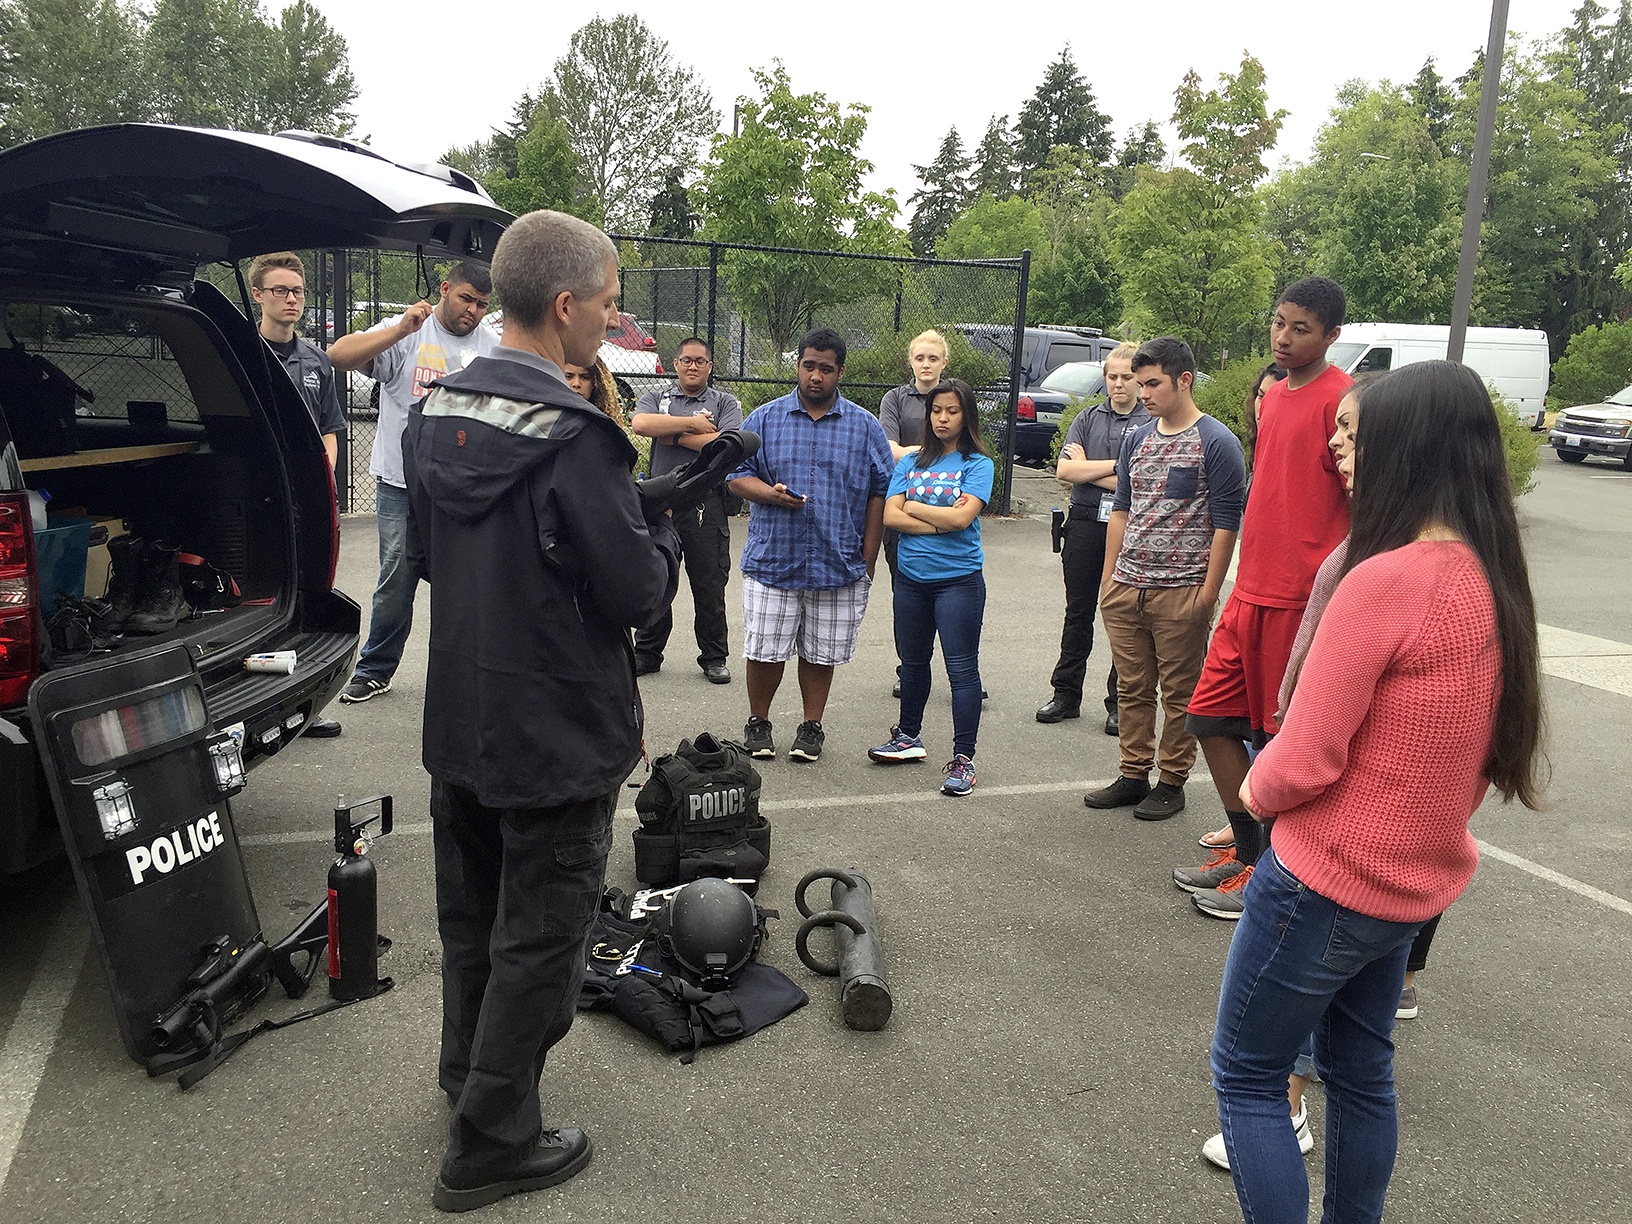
[654,878,762,989]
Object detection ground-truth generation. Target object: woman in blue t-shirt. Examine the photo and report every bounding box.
[867,379,995,795]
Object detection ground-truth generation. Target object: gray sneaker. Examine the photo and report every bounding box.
[1173,847,1246,894]
[1396,985,1420,1019]
[1192,865,1252,919]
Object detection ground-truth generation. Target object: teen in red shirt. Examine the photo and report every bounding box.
[1184,278,1353,915]
[1209,360,1545,1224]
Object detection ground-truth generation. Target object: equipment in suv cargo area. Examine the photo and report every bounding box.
[0,122,510,1073]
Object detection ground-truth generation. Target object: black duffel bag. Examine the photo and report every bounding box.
[633,732,770,890]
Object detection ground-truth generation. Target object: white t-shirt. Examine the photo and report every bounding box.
[366,311,499,486]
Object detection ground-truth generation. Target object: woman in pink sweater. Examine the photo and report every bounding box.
[1209,361,1545,1224]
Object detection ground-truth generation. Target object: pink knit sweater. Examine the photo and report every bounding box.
[1252,541,1500,922]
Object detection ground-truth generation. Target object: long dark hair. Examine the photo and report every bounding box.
[1346,361,1544,808]
[1244,362,1283,461]
[914,378,991,466]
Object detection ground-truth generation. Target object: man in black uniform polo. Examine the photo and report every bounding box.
[402,209,680,1213]
[1036,340,1148,732]
[249,251,344,738]
[630,336,742,684]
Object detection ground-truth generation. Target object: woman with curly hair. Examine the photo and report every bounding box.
[563,358,626,428]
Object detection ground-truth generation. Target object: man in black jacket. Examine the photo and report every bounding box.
[402,209,680,1213]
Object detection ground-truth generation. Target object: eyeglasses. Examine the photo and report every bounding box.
[674,356,711,367]
[261,285,305,300]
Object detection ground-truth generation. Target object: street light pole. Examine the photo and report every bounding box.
[1448,0,1510,364]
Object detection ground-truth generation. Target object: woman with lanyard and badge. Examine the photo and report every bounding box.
[1037,341,1150,732]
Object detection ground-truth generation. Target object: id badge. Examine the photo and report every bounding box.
[1097,497,1114,523]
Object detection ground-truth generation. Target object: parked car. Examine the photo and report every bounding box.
[0,123,509,873]
[1325,323,1552,429]
[605,311,658,353]
[1550,386,1632,469]
[483,310,665,406]
[959,325,1120,464]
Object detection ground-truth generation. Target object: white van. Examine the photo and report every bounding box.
[1325,324,1552,428]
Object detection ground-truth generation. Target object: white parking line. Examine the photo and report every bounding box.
[0,910,85,1193]
[1539,624,1632,699]
[1476,840,1632,918]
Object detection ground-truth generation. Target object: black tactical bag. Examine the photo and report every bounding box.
[633,732,770,890]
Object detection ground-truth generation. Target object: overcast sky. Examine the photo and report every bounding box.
[320,0,1588,203]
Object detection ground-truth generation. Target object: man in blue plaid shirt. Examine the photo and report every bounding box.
[728,327,895,763]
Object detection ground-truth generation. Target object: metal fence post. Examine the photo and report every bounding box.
[706,242,719,360]
[332,249,351,514]
[1000,250,1031,517]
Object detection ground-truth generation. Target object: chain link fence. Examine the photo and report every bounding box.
[220,240,1030,515]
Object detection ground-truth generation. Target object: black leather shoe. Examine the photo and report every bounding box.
[433,1128,593,1213]
[703,662,731,685]
[892,680,902,698]
[634,657,661,677]
[303,715,342,738]
[1035,698,1081,724]
[1103,708,1119,736]
[1083,775,1152,809]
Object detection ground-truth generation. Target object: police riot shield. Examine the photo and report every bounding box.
[28,642,262,1072]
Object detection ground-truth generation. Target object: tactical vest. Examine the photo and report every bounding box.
[633,733,770,889]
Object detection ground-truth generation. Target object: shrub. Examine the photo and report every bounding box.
[1490,389,1540,498]
[1550,320,1632,409]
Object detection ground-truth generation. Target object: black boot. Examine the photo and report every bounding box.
[105,535,143,628]
[125,540,190,634]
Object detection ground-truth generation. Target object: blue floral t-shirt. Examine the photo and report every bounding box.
[887,449,995,582]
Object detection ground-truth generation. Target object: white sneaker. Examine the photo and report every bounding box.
[1202,1103,1314,1170]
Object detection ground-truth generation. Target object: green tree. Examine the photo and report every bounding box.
[1115,56,1282,364]
[1108,120,1165,199]
[1016,47,1112,183]
[481,101,583,220]
[1550,319,1632,406]
[257,2,356,134]
[938,194,1047,261]
[648,173,698,240]
[542,15,717,233]
[698,63,907,363]
[143,0,355,135]
[1026,146,1122,327]
[1303,83,1462,322]
[908,127,971,256]
[1408,57,1452,147]
[0,0,148,146]
[1445,47,1616,345]
[970,113,1019,199]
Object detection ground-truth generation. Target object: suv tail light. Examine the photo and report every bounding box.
[656,361,664,375]
[643,336,656,348]
[0,493,40,707]
[1017,395,1036,421]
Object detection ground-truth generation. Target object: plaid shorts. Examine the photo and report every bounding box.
[742,574,873,666]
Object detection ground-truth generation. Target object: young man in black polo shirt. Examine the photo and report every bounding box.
[1037,341,1147,733]
[629,336,743,683]
[250,251,344,738]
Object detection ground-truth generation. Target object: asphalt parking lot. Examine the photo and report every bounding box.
[0,450,1628,1223]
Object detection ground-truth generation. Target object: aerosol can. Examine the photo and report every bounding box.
[327,795,393,1001]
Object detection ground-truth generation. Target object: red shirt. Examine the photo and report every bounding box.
[1234,364,1353,609]
[1253,542,1500,922]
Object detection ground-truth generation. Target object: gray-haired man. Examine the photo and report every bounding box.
[402,211,680,1211]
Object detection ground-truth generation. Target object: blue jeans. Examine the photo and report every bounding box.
[895,570,985,759]
[355,479,418,683]
[1211,847,1422,1224]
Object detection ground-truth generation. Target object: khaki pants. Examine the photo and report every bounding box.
[1099,580,1216,785]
